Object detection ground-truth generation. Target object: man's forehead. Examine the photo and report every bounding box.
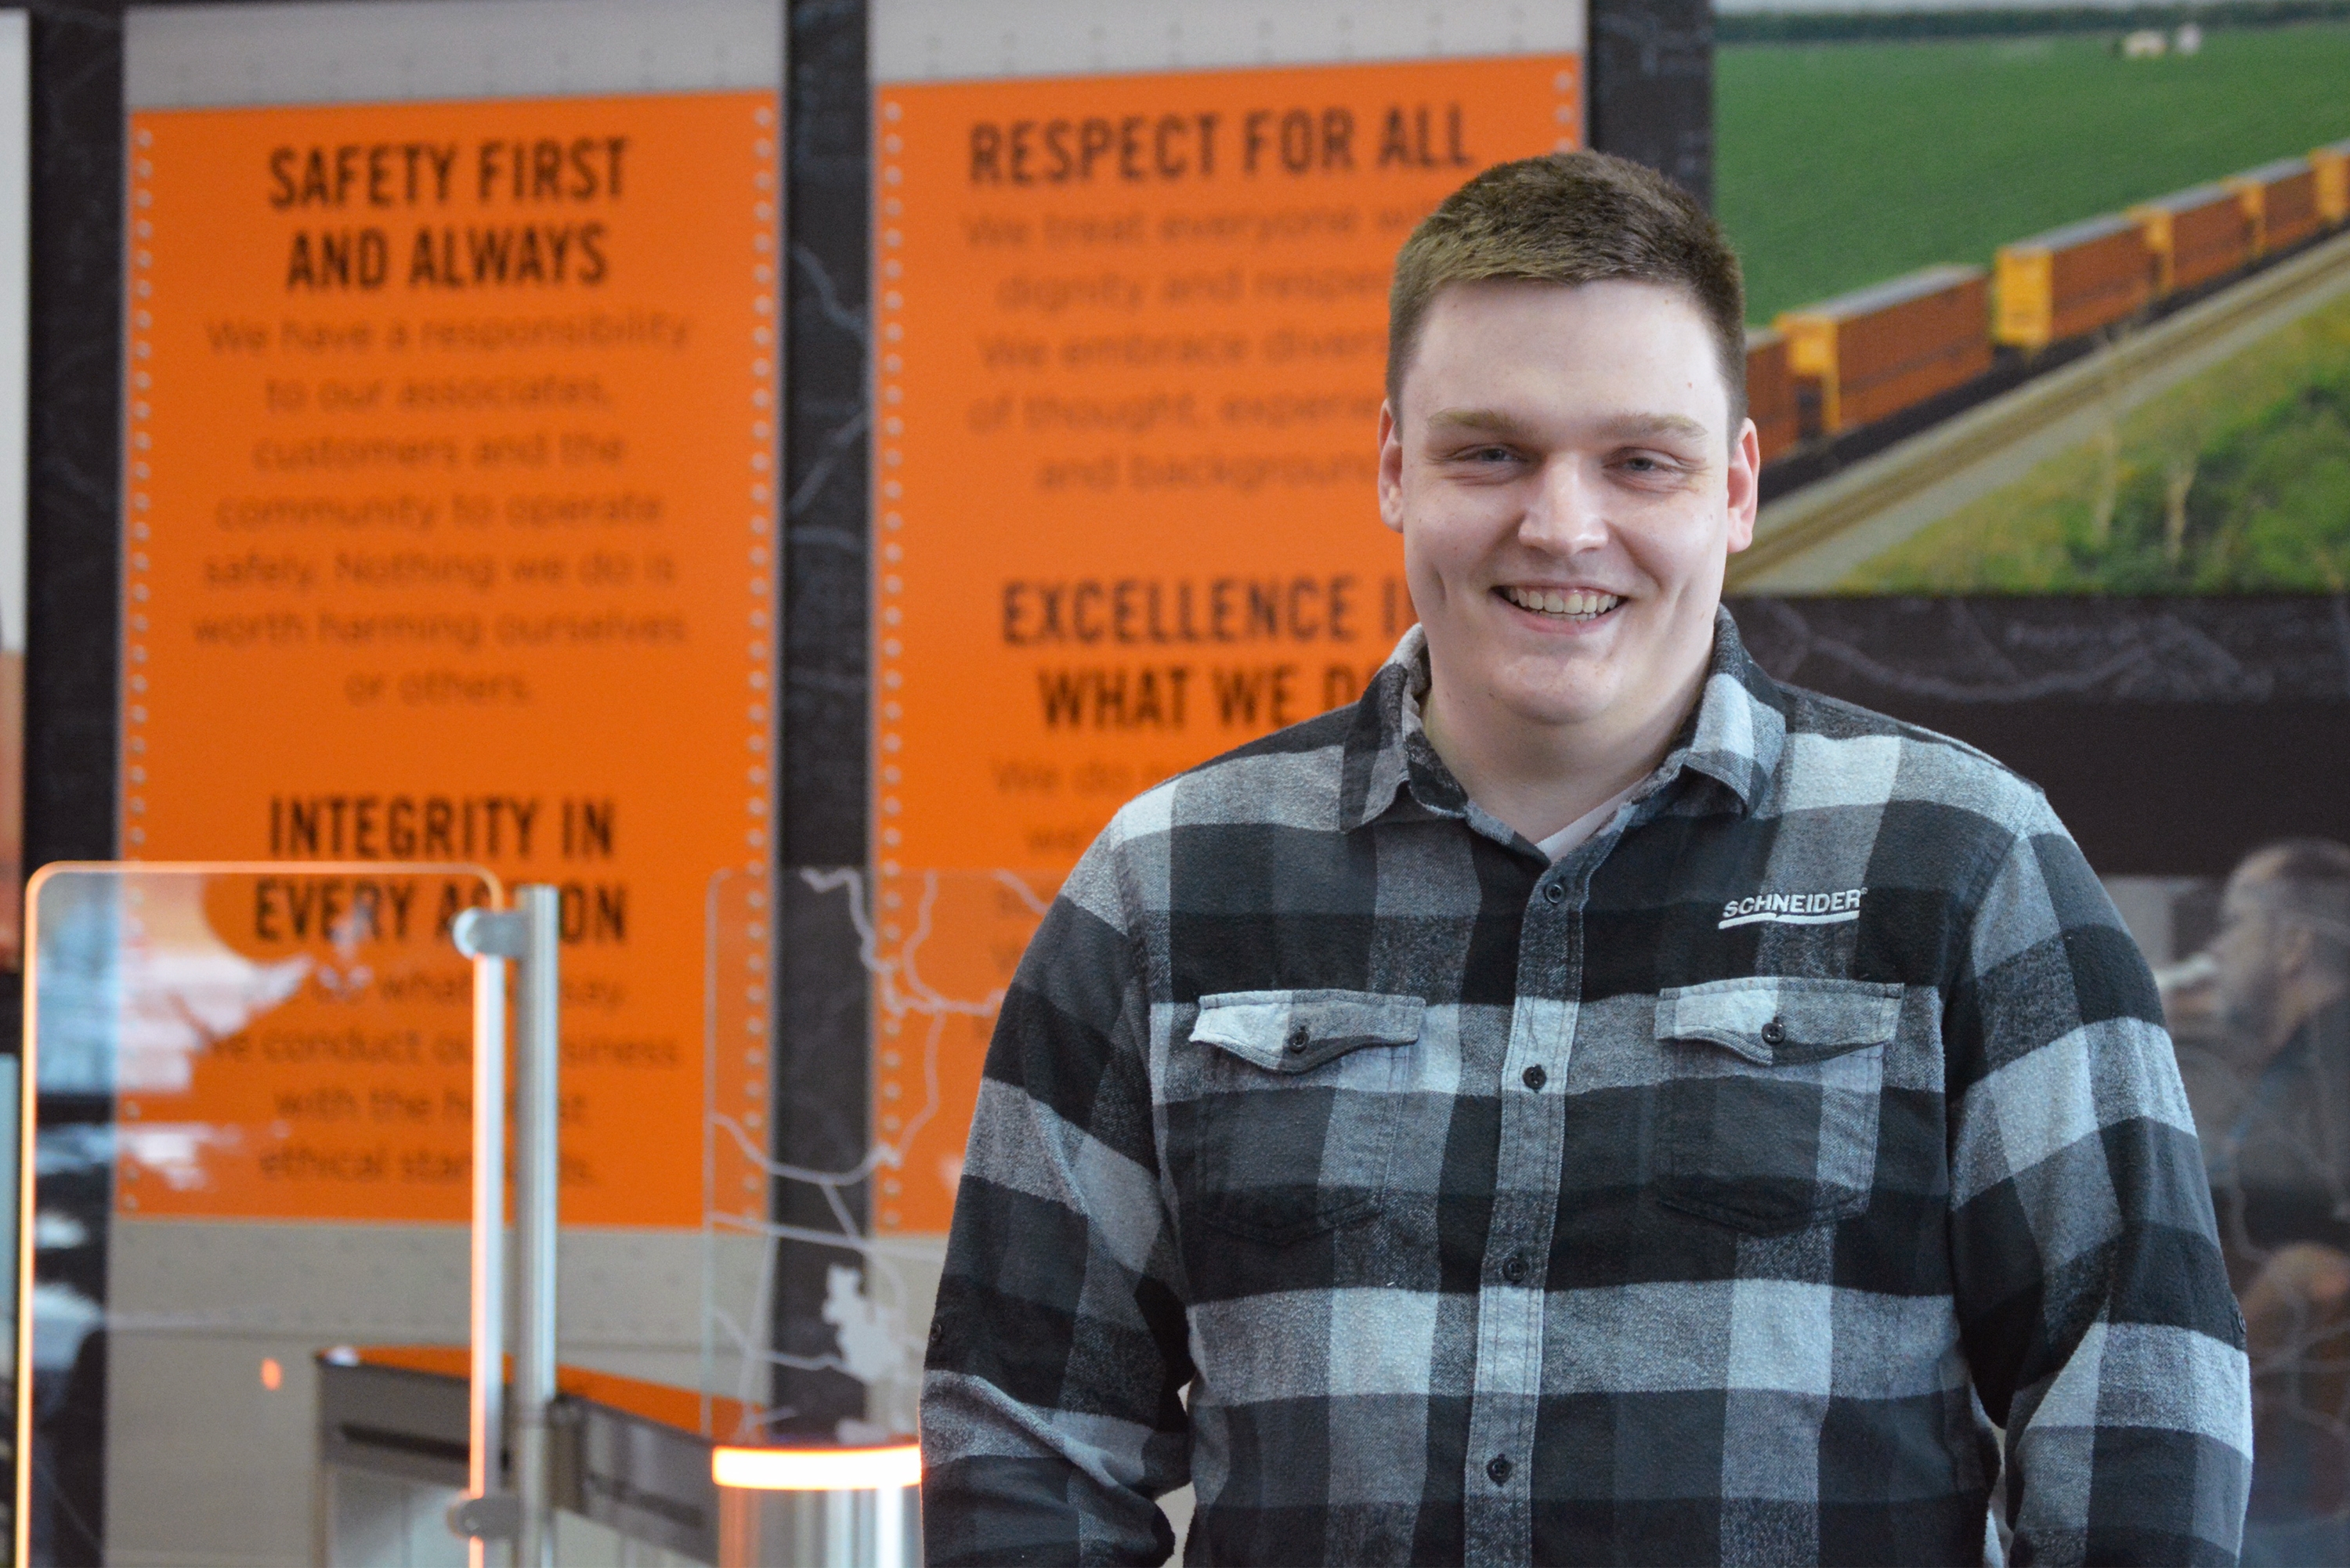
[1414,277,1712,359]
[1405,275,1732,421]
[1426,273,1707,317]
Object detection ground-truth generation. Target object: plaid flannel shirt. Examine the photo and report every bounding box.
[922,609,2251,1566]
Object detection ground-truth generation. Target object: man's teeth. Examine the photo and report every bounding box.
[1502,586,1622,620]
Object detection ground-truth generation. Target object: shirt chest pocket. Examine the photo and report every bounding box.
[1654,977,1903,1234]
[1175,989,1424,1246]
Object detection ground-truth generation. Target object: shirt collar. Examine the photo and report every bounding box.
[1339,607,1787,833]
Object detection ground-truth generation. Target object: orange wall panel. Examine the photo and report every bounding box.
[870,55,1580,1232]
[121,92,777,1226]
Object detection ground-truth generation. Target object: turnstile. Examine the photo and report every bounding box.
[318,1348,919,1568]
[14,865,920,1568]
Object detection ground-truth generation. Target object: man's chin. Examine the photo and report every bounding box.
[1489,677,1622,732]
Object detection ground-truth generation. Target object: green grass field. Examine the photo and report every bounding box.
[1844,287,2350,591]
[1718,23,2350,323]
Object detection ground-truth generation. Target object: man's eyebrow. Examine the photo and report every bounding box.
[1594,411,1711,443]
[1421,407,1714,444]
[1423,406,1540,440]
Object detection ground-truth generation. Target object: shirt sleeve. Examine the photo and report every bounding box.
[920,829,1194,1566]
[1945,797,2251,1565]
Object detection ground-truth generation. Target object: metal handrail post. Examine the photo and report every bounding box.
[512,884,563,1568]
[468,947,509,1568]
[450,904,530,1560]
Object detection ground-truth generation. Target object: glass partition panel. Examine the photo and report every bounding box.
[703,867,1048,1447]
[17,862,497,1568]
[2115,870,2350,1562]
[703,862,773,1441]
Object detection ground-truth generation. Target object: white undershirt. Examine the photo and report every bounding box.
[1533,782,1643,863]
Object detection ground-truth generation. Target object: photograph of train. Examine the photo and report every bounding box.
[1713,5,2350,592]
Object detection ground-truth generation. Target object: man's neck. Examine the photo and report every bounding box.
[1419,652,1709,846]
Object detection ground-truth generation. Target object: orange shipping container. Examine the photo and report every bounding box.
[2227,157,2324,255]
[1745,328,1797,465]
[2130,184,2251,294]
[1777,265,1991,435]
[1993,213,2154,350]
[2311,139,2350,226]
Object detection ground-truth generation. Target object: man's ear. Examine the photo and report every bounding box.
[1377,399,1405,534]
[1726,417,1761,555]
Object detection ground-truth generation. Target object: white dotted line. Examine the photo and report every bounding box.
[1553,65,1581,153]
[877,96,909,1229]
[125,125,158,869]
[739,890,769,1222]
[123,124,160,1212]
[740,102,781,1222]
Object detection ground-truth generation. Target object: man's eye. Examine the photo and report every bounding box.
[1615,452,1690,480]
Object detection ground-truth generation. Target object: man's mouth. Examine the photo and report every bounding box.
[1499,585,1623,623]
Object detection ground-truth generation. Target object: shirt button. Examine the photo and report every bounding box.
[1761,1018,1787,1046]
[1542,882,1565,905]
[1521,1065,1547,1091]
[1285,1024,1310,1053]
[1487,1454,1513,1486]
[1502,1250,1530,1284]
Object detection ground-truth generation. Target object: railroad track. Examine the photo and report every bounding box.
[1727,226,2350,591]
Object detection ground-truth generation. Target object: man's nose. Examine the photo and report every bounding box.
[1519,457,1610,555]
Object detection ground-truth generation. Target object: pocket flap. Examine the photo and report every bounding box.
[1191,989,1426,1074]
[1657,977,1902,1065]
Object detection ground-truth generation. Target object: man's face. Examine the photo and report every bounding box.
[1378,278,1758,739]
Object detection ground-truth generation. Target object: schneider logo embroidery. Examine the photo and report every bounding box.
[1718,887,1865,930]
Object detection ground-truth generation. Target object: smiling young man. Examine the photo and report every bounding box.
[922,153,2251,1566]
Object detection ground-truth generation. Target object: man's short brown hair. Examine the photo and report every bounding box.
[1386,151,1748,428]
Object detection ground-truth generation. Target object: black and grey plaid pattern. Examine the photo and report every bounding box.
[922,610,2251,1566]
